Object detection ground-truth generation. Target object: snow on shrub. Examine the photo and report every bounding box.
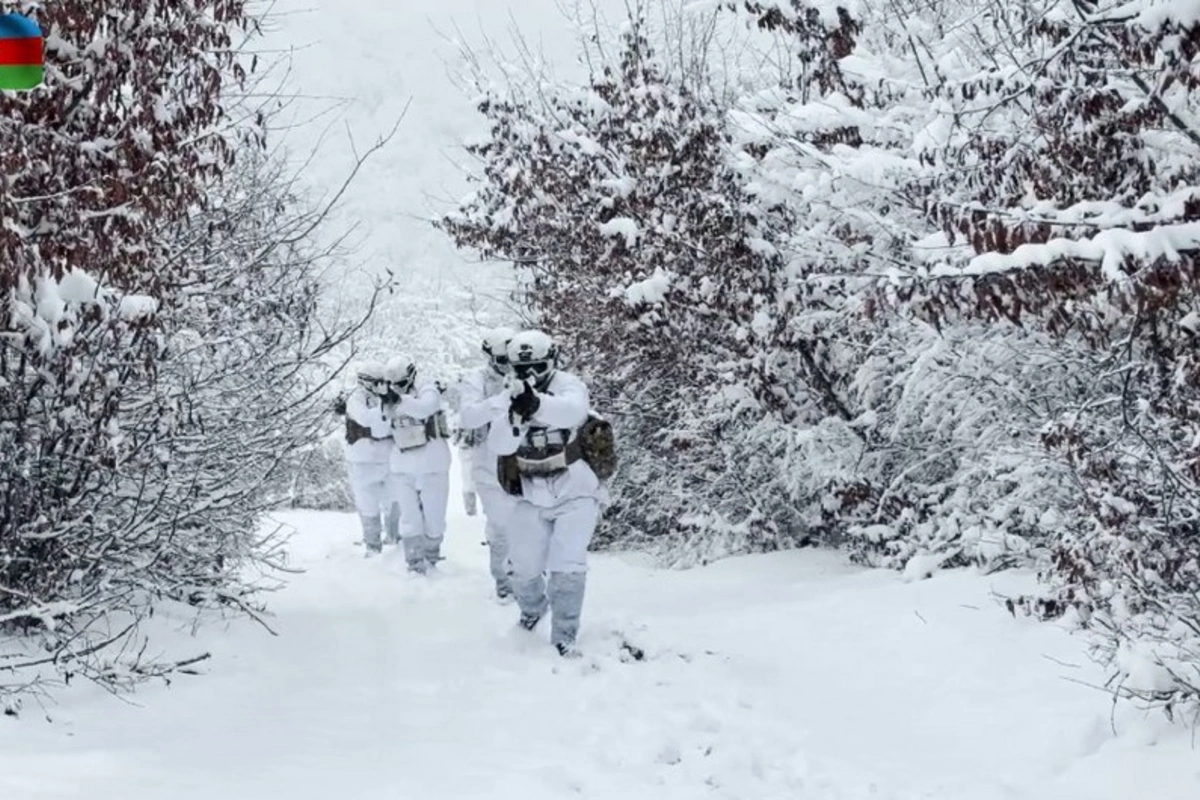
[884,0,1200,715]
[0,1,379,706]
[441,0,1200,715]
[440,17,811,558]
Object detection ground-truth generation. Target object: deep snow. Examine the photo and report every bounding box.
[1,451,1197,799]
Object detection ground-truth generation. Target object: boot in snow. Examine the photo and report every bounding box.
[401,537,428,575]
[548,571,587,651]
[512,575,548,627]
[359,513,383,553]
[424,536,444,565]
[555,641,581,659]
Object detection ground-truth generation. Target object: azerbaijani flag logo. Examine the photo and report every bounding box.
[0,13,42,91]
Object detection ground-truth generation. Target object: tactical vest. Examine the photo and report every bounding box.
[497,416,618,493]
[515,426,583,476]
[495,382,618,495]
[497,425,580,496]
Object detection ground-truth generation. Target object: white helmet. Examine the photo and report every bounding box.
[355,360,388,394]
[507,330,558,388]
[481,326,517,375]
[384,355,417,392]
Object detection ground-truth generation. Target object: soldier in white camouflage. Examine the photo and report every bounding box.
[457,327,520,600]
[341,361,401,555]
[488,330,608,656]
[381,356,453,574]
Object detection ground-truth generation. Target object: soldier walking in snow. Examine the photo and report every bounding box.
[488,330,607,656]
[341,361,402,555]
[456,327,520,600]
[381,356,452,574]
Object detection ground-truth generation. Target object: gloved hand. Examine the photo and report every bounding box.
[509,381,540,421]
[463,491,477,516]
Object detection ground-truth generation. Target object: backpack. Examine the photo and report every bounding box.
[578,412,617,480]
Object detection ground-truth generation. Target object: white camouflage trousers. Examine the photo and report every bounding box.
[475,480,516,593]
[388,470,450,570]
[348,460,400,548]
[507,496,599,646]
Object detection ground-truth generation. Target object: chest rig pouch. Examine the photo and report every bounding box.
[392,417,428,451]
[515,426,582,477]
[391,409,450,451]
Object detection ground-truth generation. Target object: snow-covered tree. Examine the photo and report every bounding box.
[0,1,379,704]
[440,18,819,557]
[438,0,1200,716]
[888,0,1200,711]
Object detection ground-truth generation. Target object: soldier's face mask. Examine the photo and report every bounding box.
[512,360,551,385]
[490,354,510,375]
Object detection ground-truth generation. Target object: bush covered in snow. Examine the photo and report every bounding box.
[441,0,1200,714]
[0,1,378,704]
[896,0,1200,717]
[439,19,829,558]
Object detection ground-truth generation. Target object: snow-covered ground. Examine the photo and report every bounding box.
[2,451,1196,799]
[4,1,1198,797]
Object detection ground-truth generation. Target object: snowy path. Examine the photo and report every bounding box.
[2,456,1196,799]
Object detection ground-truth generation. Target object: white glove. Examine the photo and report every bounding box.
[504,375,532,398]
